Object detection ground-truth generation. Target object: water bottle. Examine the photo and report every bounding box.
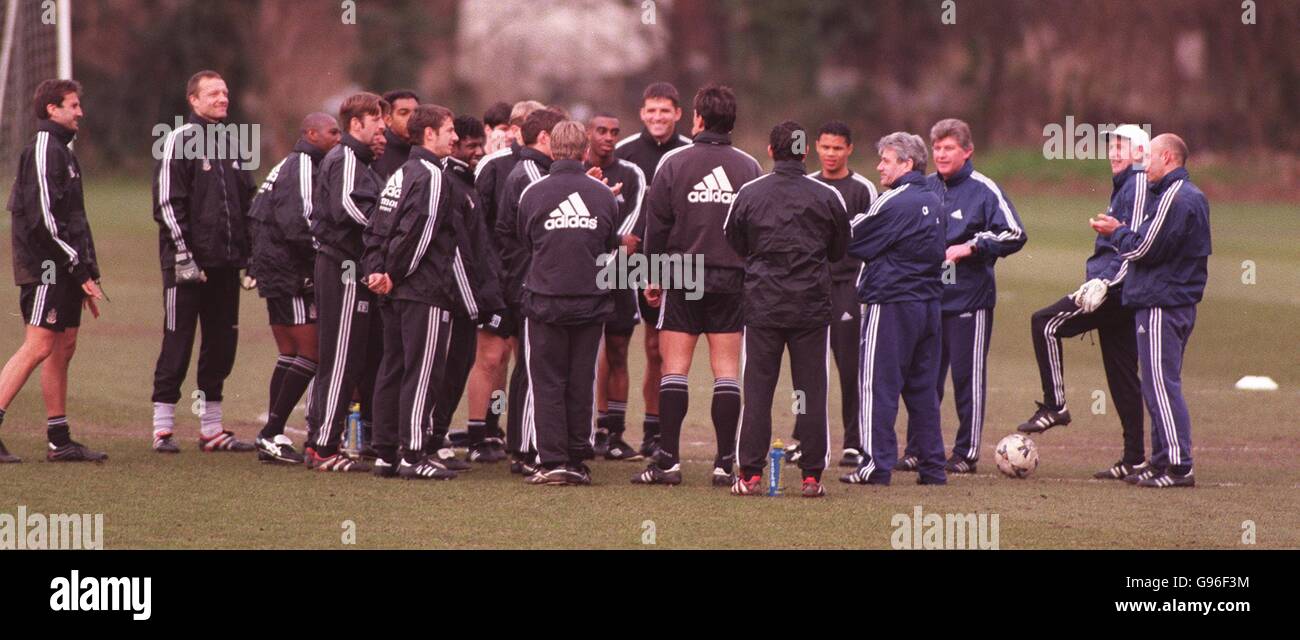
[345,402,362,454]
[769,438,784,496]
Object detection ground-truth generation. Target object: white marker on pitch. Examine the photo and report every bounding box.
[1235,376,1278,391]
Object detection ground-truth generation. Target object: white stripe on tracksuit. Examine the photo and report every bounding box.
[407,161,444,276]
[165,287,177,332]
[1042,306,1084,407]
[966,308,988,460]
[852,184,909,229]
[29,284,49,326]
[857,304,881,477]
[34,132,81,269]
[340,147,370,226]
[1109,172,1147,287]
[316,278,357,446]
[821,325,832,470]
[408,306,444,453]
[1148,308,1182,465]
[158,125,196,255]
[615,160,647,237]
[522,319,537,455]
[732,328,747,465]
[1121,180,1183,262]
[292,296,305,325]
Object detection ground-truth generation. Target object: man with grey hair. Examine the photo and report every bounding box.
[514,120,620,485]
[896,118,1025,475]
[1090,133,1209,489]
[841,132,947,486]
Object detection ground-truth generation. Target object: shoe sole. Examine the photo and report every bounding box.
[47,456,108,463]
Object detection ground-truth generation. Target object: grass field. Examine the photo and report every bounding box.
[1,176,1297,549]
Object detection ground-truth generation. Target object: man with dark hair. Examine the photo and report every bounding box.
[494,107,565,473]
[724,120,849,497]
[0,78,106,463]
[841,132,948,487]
[299,92,388,472]
[615,81,693,459]
[633,83,763,486]
[1090,133,1209,489]
[785,120,877,469]
[150,70,257,454]
[585,112,646,460]
[373,89,420,180]
[246,112,340,464]
[482,101,513,153]
[467,99,546,463]
[452,115,487,172]
[362,104,470,480]
[516,120,621,485]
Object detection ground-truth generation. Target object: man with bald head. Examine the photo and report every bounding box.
[1091,133,1210,488]
[246,112,340,463]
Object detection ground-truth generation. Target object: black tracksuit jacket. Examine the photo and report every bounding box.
[248,139,325,298]
[8,120,99,286]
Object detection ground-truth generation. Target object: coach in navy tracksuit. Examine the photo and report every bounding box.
[1091,134,1208,488]
[906,119,1025,475]
[516,121,619,486]
[840,132,947,486]
[724,121,849,497]
[1019,125,1149,482]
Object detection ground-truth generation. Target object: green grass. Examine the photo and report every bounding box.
[1,178,1297,549]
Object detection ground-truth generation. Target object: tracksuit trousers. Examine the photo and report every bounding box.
[523,318,603,469]
[739,324,831,479]
[430,314,478,449]
[1136,305,1196,473]
[935,308,994,463]
[792,280,860,453]
[152,267,241,404]
[306,253,374,452]
[860,301,946,485]
[372,300,452,462]
[1030,292,1144,464]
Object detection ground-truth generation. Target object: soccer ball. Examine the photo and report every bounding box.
[994,433,1039,479]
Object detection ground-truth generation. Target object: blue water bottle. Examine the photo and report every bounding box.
[769,438,784,496]
[345,402,362,454]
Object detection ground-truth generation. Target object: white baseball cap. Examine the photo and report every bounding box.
[1106,124,1151,151]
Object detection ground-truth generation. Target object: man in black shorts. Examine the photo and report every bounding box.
[633,84,762,486]
[0,79,107,463]
[247,112,340,463]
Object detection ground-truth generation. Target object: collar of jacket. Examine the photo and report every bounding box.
[585,154,617,172]
[773,159,805,176]
[38,119,76,146]
[384,128,412,155]
[1112,163,1145,189]
[693,130,731,146]
[1151,165,1189,193]
[340,133,375,164]
[639,127,684,149]
[293,138,327,164]
[940,158,974,187]
[445,155,473,183]
[520,146,553,170]
[889,170,928,190]
[409,145,440,166]
[550,158,585,174]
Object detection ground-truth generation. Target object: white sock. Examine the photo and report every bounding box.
[199,400,223,438]
[152,402,176,436]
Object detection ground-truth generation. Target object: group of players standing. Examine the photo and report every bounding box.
[0,72,1210,494]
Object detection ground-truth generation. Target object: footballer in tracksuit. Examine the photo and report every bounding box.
[516,123,620,485]
[150,71,257,454]
[301,93,387,472]
[841,132,948,486]
[0,79,107,463]
[899,120,1026,474]
[613,81,693,457]
[246,114,339,464]
[723,120,849,498]
[1018,125,1149,481]
[363,109,473,480]
[1091,134,1209,489]
[585,113,647,460]
[494,109,565,472]
[789,121,877,469]
[634,83,763,487]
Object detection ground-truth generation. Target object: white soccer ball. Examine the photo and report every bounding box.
[994,433,1039,479]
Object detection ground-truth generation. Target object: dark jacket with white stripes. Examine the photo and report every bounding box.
[248,139,325,299]
[723,159,850,328]
[809,169,878,283]
[1086,165,1147,286]
[446,155,505,317]
[586,155,646,239]
[311,133,382,266]
[493,147,552,307]
[474,140,522,239]
[926,159,1027,313]
[365,146,470,313]
[152,112,256,271]
[614,127,693,186]
[849,171,946,305]
[644,130,763,292]
[371,128,412,182]
[1109,166,1210,308]
[8,120,99,286]
[517,159,619,325]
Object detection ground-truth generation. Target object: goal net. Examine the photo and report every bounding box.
[0,0,69,180]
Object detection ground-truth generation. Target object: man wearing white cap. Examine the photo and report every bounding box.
[1017,124,1149,481]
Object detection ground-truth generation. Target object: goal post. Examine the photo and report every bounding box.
[0,0,71,177]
